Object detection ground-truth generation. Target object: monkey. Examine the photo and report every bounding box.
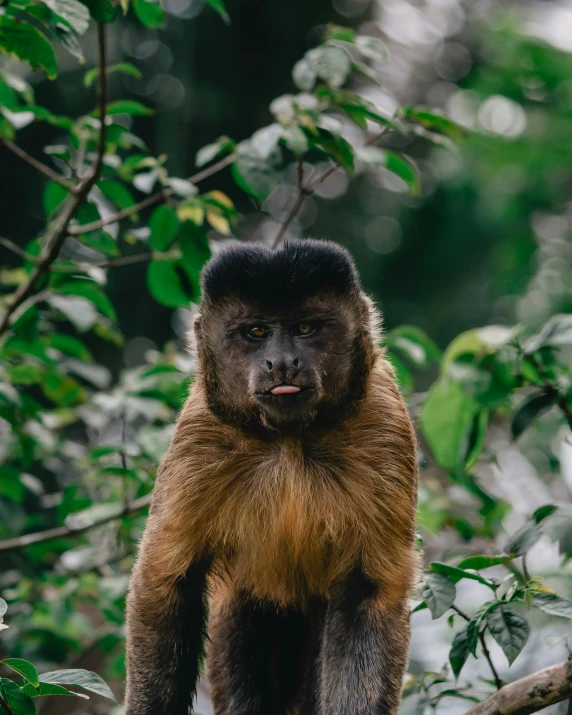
[125,238,418,715]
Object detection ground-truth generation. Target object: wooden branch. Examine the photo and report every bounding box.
[0,236,37,262]
[464,659,572,715]
[0,138,77,194]
[0,494,151,554]
[0,24,108,338]
[68,153,236,235]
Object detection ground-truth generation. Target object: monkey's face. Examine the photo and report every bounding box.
[198,299,364,431]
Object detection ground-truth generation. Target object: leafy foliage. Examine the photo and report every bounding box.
[0,0,571,713]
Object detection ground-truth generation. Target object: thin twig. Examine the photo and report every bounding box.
[0,138,77,194]
[0,236,36,262]
[0,24,108,338]
[271,155,309,250]
[271,127,389,250]
[0,493,151,554]
[68,153,236,236]
[451,606,502,690]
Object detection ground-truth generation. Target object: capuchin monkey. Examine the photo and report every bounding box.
[125,239,418,715]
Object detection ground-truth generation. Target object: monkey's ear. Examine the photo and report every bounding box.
[187,313,204,357]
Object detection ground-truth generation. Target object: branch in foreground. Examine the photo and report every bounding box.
[0,493,151,554]
[464,659,572,715]
[68,153,236,236]
[0,23,109,338]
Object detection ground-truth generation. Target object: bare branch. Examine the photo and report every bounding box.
[68,153,236,236]
[0,493,151,554]
[0,24,109,338]
[451,605,502,690]
[0,137,77,194]
[0,236,37,262]
[464,659,572,715]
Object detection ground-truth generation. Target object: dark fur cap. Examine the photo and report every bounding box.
[201,239,360,310]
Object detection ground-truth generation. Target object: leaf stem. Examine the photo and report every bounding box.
[0,138,78,194]
[452,605,502,690]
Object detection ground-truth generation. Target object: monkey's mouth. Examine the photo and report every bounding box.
[255,384,315,397]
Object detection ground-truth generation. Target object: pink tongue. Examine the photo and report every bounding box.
[271,385,301,395]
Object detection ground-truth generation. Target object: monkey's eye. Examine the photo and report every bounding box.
[247,326,270,340]
[293,323,315,336]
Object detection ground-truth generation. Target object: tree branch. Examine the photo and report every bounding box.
[68,153,236,236]
[464,659,572,715]
[271,127,389,250]
[0,24,108,338]
[0,493,151,554]
[0,138,77,194]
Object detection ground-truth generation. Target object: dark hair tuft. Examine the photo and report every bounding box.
[201,239,360,310]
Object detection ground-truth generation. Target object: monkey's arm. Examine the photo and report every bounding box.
[319,567,411,715]
[125,521,210,715]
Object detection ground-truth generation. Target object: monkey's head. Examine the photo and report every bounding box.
[193,239,379,433]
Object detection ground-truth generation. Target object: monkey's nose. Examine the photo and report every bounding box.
[266,360,273,371]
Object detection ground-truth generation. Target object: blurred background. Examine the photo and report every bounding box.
[2,0,572,712]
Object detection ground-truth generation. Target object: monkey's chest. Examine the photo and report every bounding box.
[218,467,362,605]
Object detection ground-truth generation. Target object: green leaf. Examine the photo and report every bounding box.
[456,555,514,570]
[147,260,192,308]
[0,678,36,715]
[22,682,85,698]
[505,522,541,556]
[486,605,529,665]
[77,0,117,21]
[420,378,486,471]
[420,572,456,619]
[76,230,120,257]
[42,0,90,33]
[44,334,92,360]
[511,390,558,440]
[149,205,178,251]
[532,593,572,619]
[338,102,399,131]
[533,504,558,524]
[84,62,142,88]
[310,128,354,175]
[385,325,441,369]
[401,107,466,141]
[281,125,309,155]
[205,0,230,23]
[357,146,419,195]
[326,24,356,42]
[2,660,40,688]
[292,58,317,91]
[38,669,116,701]
[308,45,351,89]
[449,628,470,678]
[524,314,572,353]
[133,0,164,27]
[178,221,211,290]
[105,100,153,116]
[0,18,57,79]
[56,281,117,321]
[195,136,234,167]
[98,179,138,221]
[232,144,283,202]
[430,562,496,590]
[43,182,70,216]
[354,35,388,62]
